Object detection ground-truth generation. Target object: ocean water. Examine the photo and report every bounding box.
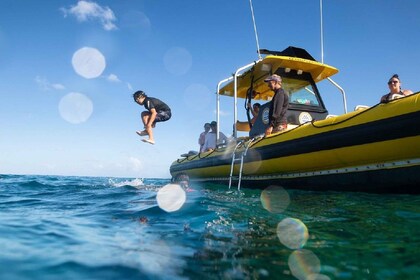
[0,174,419,280]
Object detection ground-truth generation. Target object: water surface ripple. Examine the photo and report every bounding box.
[0,174,419,279]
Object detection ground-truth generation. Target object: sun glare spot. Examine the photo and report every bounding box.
[307,273,331,280]
[260,185,290,213]
[163,47,192,75]
[288,249,321,280]
[277,217,309,249]
[59,92,93,124]
[156,183,186,212]
[72,47,106,79]
[243,149,262,173]
[183,83,211,111]
[121,11,151,30]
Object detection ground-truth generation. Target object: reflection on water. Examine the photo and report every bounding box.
[188,183,420,279]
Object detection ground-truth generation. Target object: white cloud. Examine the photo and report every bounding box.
[61,0,117,31]
[107,73,121,82]
[128,157,143,173]
[35,76,65,91]
[127,82,133,91]
[52,83,66,90]
[216,109,231,117]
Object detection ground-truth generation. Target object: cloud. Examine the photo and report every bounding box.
[52,83,66,90]
[128,157,143,173]
[35,76,65,91]
[61,0,117,31]
[216,109,231,117]
[107,73,121,82]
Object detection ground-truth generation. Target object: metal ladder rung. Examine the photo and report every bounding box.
[228,137,259,190]
[228,141,243,189]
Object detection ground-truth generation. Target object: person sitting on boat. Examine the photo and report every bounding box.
[202,121,228,152]
[236,102,261,132]
[264,74,289,136]
[380,74,413,103]
[248,102,261,124]
[198,123,211,152]
[133,90,172,145]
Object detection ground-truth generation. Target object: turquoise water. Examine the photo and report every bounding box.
[0,174,419,280]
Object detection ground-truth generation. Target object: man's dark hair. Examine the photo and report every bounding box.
[133,90,146,100]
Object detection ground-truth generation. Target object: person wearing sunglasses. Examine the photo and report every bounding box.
[380,74,413,103]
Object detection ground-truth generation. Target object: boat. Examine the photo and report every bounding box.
[169,46,420,194]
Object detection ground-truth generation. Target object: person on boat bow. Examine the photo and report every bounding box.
[264,74,289,136]
[198,123,211,152]
[380,74,413,103]
[133,90,171,145]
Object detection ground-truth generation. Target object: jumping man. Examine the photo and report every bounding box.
[133,90,171,145]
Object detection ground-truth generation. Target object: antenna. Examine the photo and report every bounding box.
[249,0,262,59]
[320,0,324,63]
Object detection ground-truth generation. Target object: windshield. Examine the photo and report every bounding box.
[283,78,320,107]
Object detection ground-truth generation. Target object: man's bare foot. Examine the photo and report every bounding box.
[142,139,155,145]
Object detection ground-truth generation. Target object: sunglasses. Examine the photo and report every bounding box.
[388,80,399,85]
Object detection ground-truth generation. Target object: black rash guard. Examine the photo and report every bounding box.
[268,88,289,126]
[144,97,171,113]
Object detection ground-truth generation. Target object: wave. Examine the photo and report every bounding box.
[108,178,144,188]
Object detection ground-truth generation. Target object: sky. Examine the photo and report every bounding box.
[0,0,419,179]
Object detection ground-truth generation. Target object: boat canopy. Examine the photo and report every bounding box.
[218,48,339,101]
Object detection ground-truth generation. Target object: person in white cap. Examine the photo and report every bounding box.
[263,74,289,136]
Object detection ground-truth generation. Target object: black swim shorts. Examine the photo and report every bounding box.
[155,110,171,122]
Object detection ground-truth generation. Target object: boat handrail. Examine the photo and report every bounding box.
[216,76,234,142]
[216,60,263,141]
[327,77,347,113]
[232,60,262,138]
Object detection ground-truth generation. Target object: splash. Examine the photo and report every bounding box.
[109,178,144,188]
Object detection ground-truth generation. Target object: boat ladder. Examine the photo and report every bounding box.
[228,138,257,190]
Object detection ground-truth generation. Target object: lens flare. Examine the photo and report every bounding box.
[277,218,309,249]
[288,249,321,280]
[260,185,290,213]
[58,92,93,124]
[72,47,106,79]
[183,83,211,111]
[307,273,331,280]
[156,183,186,212]
[163,47,192,75]
[243,149,262,174]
